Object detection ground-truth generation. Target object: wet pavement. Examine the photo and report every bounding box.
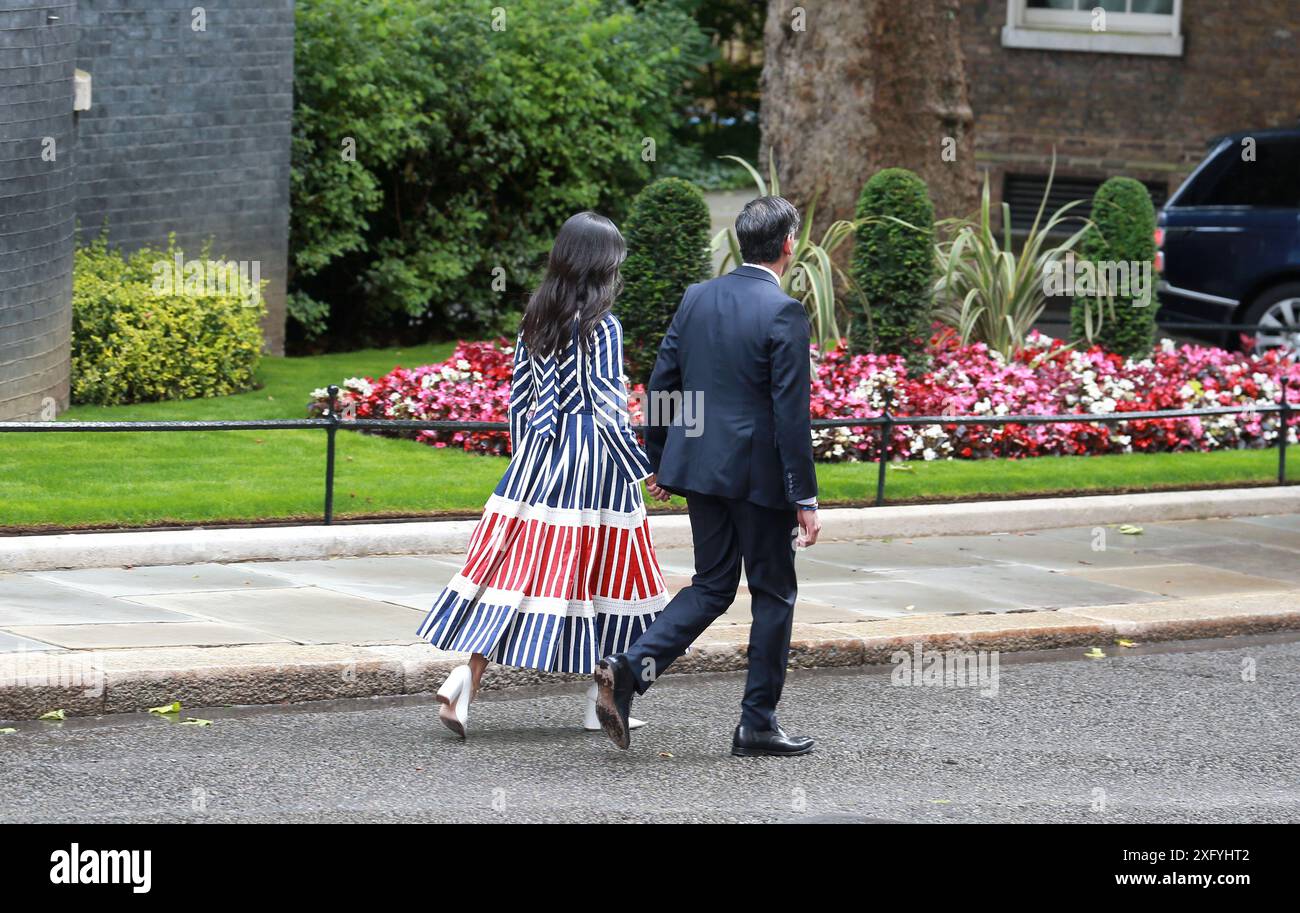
[1,516,1296,654]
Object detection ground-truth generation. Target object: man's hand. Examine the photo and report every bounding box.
[644,474,671,503]
[796,508,821,547]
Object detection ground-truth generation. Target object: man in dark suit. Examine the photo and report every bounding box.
[594,196,821,757]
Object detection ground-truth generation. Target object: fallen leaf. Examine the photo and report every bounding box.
[39,709,66,721]
[1084,647,1106,659]
[180,718,212,727]
[1118,525,1144,535]
[658,752,673,759]
[148,701,182,715]
[0,728,16,735]
[1115,638,1137,648]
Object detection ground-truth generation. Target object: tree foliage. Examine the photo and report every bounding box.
[291,0,707,346]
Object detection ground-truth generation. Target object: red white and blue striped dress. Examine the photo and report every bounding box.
[416,314,668,673]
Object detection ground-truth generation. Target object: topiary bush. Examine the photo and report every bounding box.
[71,236,265,405]
[1070,176,1158,357]
[616,177,712,382]
[850,168,936,364]
[290,0,707,348]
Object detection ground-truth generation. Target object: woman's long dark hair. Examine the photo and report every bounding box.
[520,211,626,358]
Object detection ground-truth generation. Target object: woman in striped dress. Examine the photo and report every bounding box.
[418,211,670,738]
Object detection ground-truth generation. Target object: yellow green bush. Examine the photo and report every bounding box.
[72,236,265,405]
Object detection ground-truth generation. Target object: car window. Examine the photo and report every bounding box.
[1187,137,1300,208]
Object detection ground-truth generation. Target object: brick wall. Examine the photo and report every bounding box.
[961,0,1300,205]
[0,1,76,421]
[74,0,294,353]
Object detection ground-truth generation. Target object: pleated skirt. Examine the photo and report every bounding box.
[416,412,668,673]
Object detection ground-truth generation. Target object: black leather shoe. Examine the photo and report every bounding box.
[593,654,637,750]
[731,724,814,757]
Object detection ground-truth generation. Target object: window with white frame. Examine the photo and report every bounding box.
[1003,0,1184,57]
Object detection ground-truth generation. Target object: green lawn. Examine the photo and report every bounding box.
[0,346,1289,530]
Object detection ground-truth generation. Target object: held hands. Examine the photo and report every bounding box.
[644,474,671,503]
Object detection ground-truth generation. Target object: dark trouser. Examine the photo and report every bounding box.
[624,492,798,730]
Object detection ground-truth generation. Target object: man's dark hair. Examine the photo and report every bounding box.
[735,196,800,265]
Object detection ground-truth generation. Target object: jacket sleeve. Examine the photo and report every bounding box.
[590,315,654,483]
[645,298,685,472]
[508,334,534,453]
[770,299,818,504]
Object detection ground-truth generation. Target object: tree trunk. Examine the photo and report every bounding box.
[760,0,977,230]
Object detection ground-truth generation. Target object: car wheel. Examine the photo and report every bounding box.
[1243,283,1300,354]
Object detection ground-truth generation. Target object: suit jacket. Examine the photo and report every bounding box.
[645,264,817,510]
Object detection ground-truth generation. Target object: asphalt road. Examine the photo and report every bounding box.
[1,635,1297,823]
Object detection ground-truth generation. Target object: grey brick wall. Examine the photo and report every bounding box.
[0,1,77,421]
[74,0,293,353]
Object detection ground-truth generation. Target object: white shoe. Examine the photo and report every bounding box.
[437,665,473,738]
[584,682,645,732]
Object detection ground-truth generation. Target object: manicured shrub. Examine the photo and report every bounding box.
[616,177,712,382]
[849,168,936,363]
[71,236,264,405]
[291,0,707,346]
[1070,177,1158,357]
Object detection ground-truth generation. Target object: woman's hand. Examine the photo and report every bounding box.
[644,474,671,502]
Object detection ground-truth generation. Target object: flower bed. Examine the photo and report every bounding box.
[308,339,647,456]
[310,330,1299,462]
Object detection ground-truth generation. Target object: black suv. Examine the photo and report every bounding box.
[1156,127,1300,351]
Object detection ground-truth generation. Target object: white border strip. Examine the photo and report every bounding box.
[2,487,1298,572]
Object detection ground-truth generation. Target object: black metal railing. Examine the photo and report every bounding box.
[0,384,1293,524]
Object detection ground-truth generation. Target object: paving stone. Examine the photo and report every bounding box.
[230,555,461,604]
[1238,514,1300,533]
[799,540,987,572]
[796,578,1022,617]
[649,548,696,574]
[714,596,862,626]
[1171,518,1300,552]
[900,532,1175,571]
[1033,522,1224,552]
[1156,542,1300,586]
[876,563,1164,610]
[0,576,198,626]
[1063,563,1290,598]
[698,622,836,645]
[121,587,427,645]
[794,559,862,585]
[4,622,290,650]
[1064,591,1300,623]
[0,630,62,653]
[30,563,292,597]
